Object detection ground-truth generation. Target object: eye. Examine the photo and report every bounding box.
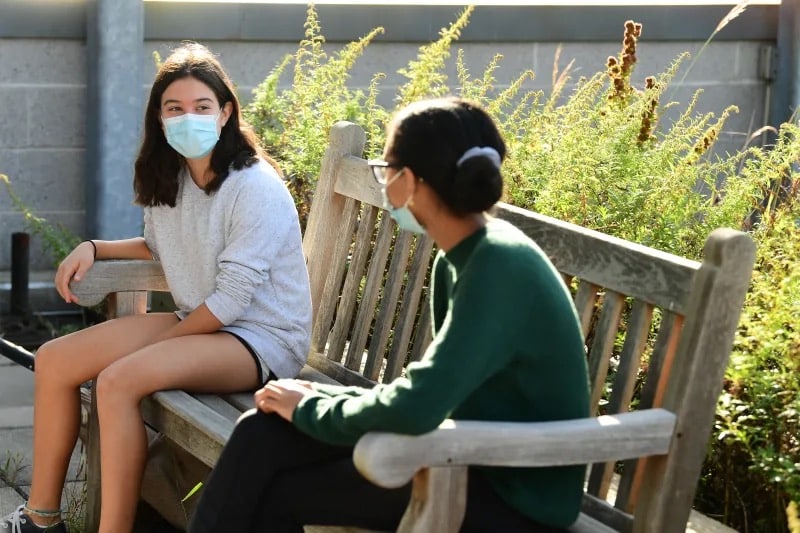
[164,105,182,114]
[196,104,213,113]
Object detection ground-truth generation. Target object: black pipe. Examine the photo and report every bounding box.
[0,337,35,371]
[10,232,30,316]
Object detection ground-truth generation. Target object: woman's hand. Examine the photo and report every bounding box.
[254,379,314,421]
[55,241,96,304]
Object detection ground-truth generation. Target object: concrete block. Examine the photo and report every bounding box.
[202,41,299,89]
[28,87,86,148]
[538,41,621,83]
[0,39,85,85]
[0,87,29,149]
[736,41,771,81]
[0,149,85,212]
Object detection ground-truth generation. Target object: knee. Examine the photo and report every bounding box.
[34,338,71,384]
[232,409,282,443]
[95,364,142,411]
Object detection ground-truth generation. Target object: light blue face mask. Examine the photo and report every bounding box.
[381,173,426,234]
[162,113,220,159]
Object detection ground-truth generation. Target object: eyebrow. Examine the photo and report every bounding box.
[162,97,215,105]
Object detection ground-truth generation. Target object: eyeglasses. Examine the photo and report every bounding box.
[367,159,404,185]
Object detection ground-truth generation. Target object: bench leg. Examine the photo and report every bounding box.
[84,385,102,532]
[397,466,467,533]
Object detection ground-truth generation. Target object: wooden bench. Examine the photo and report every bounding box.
[72,120,755,533]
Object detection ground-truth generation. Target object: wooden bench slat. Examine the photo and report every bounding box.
[588,300,655,502]
[312,196,361,353]
[327,205,380,363]
[573,280,599,339]
[141,391,235,467]
[344,214,395,371]
[587,290,625,416]
[364,230,414,381]
[383,234,434,383]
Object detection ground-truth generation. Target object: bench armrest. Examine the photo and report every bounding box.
[70,259,168,306]
[353,408,676,488]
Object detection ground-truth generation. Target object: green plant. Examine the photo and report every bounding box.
[0,451,26,487]
[245,5,477,230]
[1,174,81,266]
[245,4,390,228]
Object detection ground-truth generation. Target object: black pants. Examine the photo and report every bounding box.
[187,410,566,533]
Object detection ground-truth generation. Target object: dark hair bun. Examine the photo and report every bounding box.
[448,156,503,214]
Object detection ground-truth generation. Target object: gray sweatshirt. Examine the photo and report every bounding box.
[143,159,312,378]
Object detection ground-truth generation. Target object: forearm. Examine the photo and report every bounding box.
[93,237,153,260]
[152,303,224,342]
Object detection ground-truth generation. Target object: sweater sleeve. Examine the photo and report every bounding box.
[205,167,299,325]
[143,208,159,261]
[292,248,531,446]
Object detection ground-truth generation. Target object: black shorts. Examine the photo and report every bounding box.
[224,331,277,386]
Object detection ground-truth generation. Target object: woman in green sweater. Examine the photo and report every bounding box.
[188,97,590,532]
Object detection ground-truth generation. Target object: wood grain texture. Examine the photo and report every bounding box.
[311,196,360,352]
[495,203,700,313]
[364,230,413,381]
[397,467,467,533]
[354,409,676,488]
[71,260,167,306]
[304,122,366,334]
[344,215,395,371]
[326,205,379,363]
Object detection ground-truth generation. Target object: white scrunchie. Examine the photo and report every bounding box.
[456,146,502,169]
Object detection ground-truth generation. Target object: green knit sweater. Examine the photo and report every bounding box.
[293,219,590,527]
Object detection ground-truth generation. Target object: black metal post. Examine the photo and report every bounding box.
[10,231,30,316]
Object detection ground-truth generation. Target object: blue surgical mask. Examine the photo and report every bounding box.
[162,113,220,159]
[381,183,426,235]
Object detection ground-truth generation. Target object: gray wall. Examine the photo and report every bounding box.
[0,2,780,273]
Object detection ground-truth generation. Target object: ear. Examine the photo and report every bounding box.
[220,101,234,127]
[400,166,421,194]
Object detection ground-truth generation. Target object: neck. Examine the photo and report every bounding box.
[427,212,487,252]
[186,156,212,187]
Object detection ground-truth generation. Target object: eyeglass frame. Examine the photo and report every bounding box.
[367,159,405,185]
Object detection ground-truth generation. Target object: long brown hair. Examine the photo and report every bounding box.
[134,42,280,207]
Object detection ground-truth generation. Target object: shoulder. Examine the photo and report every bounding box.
[479,219,542,261]
[227,159,287,192]
[468,220,556,282]
[224,160,295,204]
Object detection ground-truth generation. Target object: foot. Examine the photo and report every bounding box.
[0,506,67,533]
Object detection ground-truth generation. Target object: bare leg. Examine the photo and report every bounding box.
[95,332,259,533]
[27,313,181,523]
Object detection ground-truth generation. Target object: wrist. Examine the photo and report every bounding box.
[82,240,97,259]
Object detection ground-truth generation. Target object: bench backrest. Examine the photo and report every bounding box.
[302,121,755,532]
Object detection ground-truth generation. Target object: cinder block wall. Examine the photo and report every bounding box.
[0,3,778,281]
